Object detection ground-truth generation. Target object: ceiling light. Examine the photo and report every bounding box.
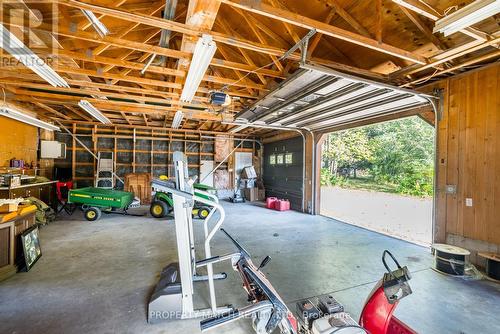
[0,106,59,131]
[171,110,184,129]
[81,9,109,37]
[78,100,111,124]
[392,0,439,20]
[0,24,69,88]
[180,34,217,103]
[434,0,500,36]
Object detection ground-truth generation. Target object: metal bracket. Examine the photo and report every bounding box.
[432,88,445,122]
[281,29,316,65]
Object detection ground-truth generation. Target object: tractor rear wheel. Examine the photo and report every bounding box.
[150,200,169,218]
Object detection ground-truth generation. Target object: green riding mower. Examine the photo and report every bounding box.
[150,182,217,220]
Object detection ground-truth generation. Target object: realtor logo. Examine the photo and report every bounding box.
[0,1,58,66]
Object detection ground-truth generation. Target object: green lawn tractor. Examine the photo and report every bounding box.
[150,182,217,220]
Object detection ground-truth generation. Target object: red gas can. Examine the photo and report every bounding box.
[275,199,290,211]
[266,197,278,209]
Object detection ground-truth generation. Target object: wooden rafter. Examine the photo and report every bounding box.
[218,0,427,64]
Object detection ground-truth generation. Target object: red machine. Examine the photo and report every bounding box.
[201,235,418,334]
[290,250,416,334]
[359,250,417,334]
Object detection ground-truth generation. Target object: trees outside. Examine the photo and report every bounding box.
[321,116,434,197]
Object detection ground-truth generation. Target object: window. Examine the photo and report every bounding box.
[285,153,293,164]
[276,154,284,164]
[269,155,276,165]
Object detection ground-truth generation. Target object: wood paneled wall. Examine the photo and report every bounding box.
[0,118,38,166]
[430,63,500,246]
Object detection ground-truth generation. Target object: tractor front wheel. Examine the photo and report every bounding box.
[84,207,101,221]
[150,200,169,218]
[198,207,211,219]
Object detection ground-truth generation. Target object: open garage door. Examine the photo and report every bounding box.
[320,116,435,246]
[237,64,434,240]
[235,63,433,131]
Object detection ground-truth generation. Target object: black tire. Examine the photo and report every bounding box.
[150,200,169,218]
[84,207,101,221]
[198,207,211,219]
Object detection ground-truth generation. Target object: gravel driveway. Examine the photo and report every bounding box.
[320,186,433,246]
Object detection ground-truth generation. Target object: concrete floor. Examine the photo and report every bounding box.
[1,202,499,334]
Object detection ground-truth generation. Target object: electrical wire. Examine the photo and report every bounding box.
[220,58,277,91]
[328,325,370,333]
[414,69,439,85]
[442,5,458,16]
[417,0,443,17]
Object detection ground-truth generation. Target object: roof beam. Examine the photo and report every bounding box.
[231,6,284,72]
[321,0,372,38]
[13,93,222,121]
[308,7,336,56]
[402,49,500,86]
[54,0,396,74]
[219,0,427,64]
[397,5,447,50]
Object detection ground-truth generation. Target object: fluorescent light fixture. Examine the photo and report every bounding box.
[0,24,69,88]
[180,34,217,103]
[171,110,184,129]
[81,9,109,37]
[78,100,111,124]
[0,106,60,131]
[392,0,439,20]
[434,0,500,36]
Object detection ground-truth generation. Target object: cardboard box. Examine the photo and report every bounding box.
[0,202,18,213]
[241,166,257,179]
[258,189,266,201]
[244,187,258,202]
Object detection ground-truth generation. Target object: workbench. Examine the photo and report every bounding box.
[0,181,57,209]
[0,210,37,281]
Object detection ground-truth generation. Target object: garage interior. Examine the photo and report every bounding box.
[0,1,499,333]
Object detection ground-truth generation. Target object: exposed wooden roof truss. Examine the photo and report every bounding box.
[0,0,498,135]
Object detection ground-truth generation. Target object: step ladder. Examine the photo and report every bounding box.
[95,152,114,189]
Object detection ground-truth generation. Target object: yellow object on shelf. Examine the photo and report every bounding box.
[0,211,18,223]
[18,204,37,216]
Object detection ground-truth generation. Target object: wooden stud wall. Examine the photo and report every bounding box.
[56,125,216,187]
[54,124,260,191]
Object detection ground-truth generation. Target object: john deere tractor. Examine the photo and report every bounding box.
[150,182,217,220]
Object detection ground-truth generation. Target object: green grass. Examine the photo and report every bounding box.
[335,177,400,194]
